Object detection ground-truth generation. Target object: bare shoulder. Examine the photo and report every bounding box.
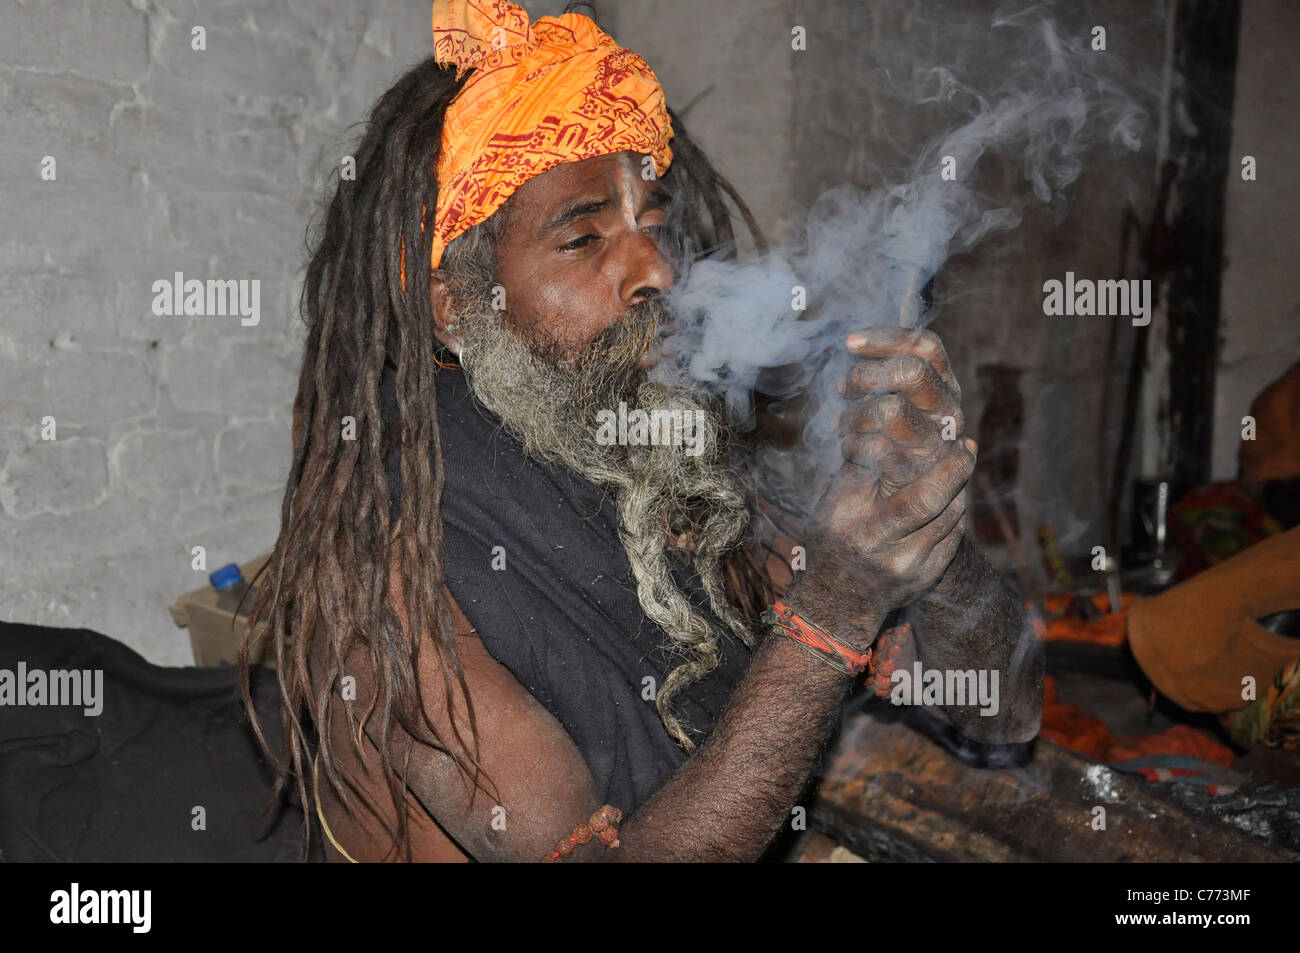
[315,534,602,862]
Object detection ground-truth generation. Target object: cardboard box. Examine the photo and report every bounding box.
[169,553,276,668]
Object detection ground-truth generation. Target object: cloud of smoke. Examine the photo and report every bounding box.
[650,5,1150,519]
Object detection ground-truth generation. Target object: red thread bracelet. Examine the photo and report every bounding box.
[764,599,875,677]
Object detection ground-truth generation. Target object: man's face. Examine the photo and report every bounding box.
[434,150,675,367]
[436,150,752,676]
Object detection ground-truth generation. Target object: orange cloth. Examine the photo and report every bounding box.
[1039,676,1236,767]
[1127,524,1300,714]
[1040,592,1136,646]
[1239,359,1300,483]
[427,0,674,269]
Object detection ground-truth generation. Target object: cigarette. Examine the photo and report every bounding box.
[898,266,923,328]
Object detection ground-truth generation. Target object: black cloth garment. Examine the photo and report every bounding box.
[0,620,319,862]
[381,361,755,813]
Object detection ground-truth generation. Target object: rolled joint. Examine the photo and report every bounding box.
[898,266,924,329]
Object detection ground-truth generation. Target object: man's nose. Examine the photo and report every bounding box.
[618,230,675,307]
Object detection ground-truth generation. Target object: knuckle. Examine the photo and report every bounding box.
[900,492,931,525]
[864,432,893,459]
[852,394,888,431]
[917,330,944,360]
[838,403,862,433]
[880,393,907,422]
[882,548,912,577]
[899,355,928,385]
[845,361,874,394]
[920,482,950,516]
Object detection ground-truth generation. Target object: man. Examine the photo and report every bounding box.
[241,0,1042,863]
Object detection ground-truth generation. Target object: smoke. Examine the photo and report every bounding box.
[650,5,1150,520]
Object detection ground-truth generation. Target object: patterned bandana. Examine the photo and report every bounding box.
[425,0,675,272]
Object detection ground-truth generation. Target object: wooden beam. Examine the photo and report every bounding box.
[811,710,1289,862]
[1165,0,1242,494]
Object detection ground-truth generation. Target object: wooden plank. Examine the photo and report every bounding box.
[811,709,1290,862]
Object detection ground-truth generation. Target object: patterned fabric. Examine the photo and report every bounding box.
[427,0,674,268]
[1224,656,1300,751]
[1168,481,1281,580]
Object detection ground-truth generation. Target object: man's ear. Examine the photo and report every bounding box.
[429,270,463,355]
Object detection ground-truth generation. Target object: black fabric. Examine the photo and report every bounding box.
[382,361,754,812]
[0,620,320,862]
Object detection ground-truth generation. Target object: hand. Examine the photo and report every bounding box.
[784,328,976,647]
[836,327,967,494]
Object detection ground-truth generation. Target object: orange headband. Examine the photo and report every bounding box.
[420,0,674,278]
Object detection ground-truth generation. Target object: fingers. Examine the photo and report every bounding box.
[883,437,977,536]
[844,327,960,398]
[840,354,959,417]
[838,357,965,490]
[841,392,929,443]
[841,390,965,448]
[889,494,967,586]
[844,431,952,495]
[915,516,965,585]
[866,491,968,596]
[910,488,967,545]
[842,431,917,491]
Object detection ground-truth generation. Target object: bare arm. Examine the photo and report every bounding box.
[336,550,873,862]
[342,438,970,862]
[583,621,865,862]
[329,329,978,862]
[908,536,1043,743]
[835,327,1041,742]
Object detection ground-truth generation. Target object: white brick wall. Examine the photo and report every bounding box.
[0,0,436,663]
[0,0,790,664]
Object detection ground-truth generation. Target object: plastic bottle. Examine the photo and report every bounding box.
[210,563,253,617]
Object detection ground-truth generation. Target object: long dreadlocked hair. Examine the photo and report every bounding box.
[239,24,774,863]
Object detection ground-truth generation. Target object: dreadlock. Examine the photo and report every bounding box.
[239,23,772,863]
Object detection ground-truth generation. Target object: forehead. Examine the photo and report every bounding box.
[507,151,652,213]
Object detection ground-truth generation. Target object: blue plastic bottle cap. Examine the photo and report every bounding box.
[209,563,244,590]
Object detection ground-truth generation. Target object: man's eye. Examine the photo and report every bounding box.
[561,234,598,251]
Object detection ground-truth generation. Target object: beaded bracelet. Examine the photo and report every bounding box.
[542,805,624,862]
[763,598,875,678]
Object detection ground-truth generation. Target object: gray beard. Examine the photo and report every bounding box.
[453,296,757,750]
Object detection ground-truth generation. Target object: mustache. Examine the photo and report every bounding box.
[587,296,666,362]
[570,296,669,403]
